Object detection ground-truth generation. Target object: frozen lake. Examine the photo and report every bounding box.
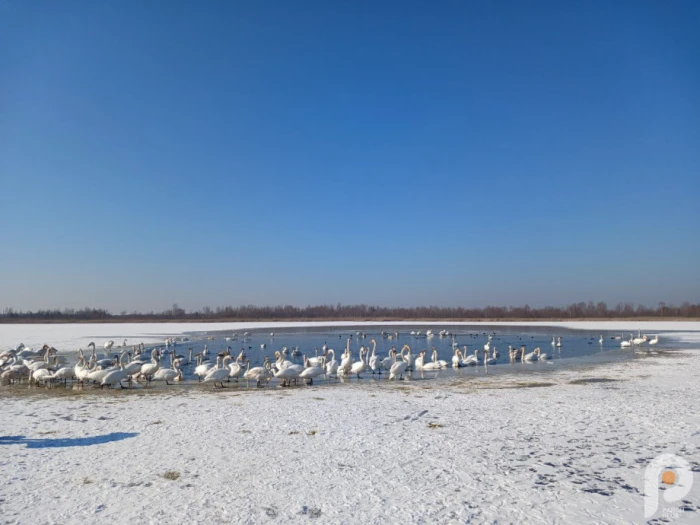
[1,321,698,393]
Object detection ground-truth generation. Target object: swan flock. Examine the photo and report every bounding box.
[0,330,660,390]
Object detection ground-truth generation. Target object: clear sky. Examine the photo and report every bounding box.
[1,1,699,312]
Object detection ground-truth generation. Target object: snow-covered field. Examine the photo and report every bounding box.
[1,322,699,524]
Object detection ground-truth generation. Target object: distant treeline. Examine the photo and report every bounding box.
[1,301,699,322]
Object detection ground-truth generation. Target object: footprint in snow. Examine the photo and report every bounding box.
[400,410,428,422]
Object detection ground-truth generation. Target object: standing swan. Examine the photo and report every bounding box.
[452,349,462,368]
[389,352,408,380]
[244,359,273,387]
[140,349,160,381]
[350,348,367,379]
[339,339,353,376]
[325,349,338,378]
[101,353,130,389]
[203,356,232,387]
[402,345,415,371]
[152,354,180,385]
[299,356,324,385]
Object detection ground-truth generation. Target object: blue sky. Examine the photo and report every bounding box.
[1,1,698,312]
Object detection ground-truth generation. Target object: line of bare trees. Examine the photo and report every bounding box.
[1,301,698,322]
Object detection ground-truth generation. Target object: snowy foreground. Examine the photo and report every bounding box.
[1,323,699,524]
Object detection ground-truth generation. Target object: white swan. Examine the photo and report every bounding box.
[521,346,538,362]
[49,363,75,384]
[420,349,443,371]
[350,348,367,378]
[389,353,408,380]
[339,339,353,376]
[556,337,562,348]
[203,356,232,387]
[536,348,550,361]
[598,335,604,345]
[299,356,324,385]
[462,349,479,366]
[140,349,160,381]
[101,353,130,388]
[379,347,395,372]
[414,351,426,370]
[244,359,273,387]
[194,354,214,381]
[649,334,659,345]
[368,340,381,374]
[484,348,497,365]
[620,334,632,348]
[432,348,448,368]
[273,352,293,371]
[228,358,246,381]
[87,361,117,384]
[402,345,415,370]
[325,349,338,377]
[632,334,648,345]
[76,358,94,384]
[31,368,53,385]
[152,356,180,385]
[274,365,300,387]
[124,355,144,378]
[307,346,326,367]
[452,349,462,368]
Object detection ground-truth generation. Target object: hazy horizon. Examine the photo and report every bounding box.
[1,298,697,315]
[1,2,698,312]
